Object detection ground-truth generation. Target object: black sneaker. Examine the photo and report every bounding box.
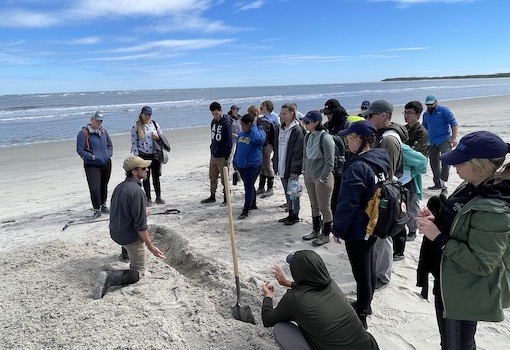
[407,232,417,241]
[92,210,102,220]
[146,199,152,207]
[201,195,216,204]
[100,205,110,214]
[427,185,442,190]
[393,254,405,262]
[238,210,249,220]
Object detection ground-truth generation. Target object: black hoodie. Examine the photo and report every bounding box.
[262,250,379,350]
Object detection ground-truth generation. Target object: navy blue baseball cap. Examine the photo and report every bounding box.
[141,106,152,114]
[302,110,322,123]
[441,131,510,165]
[338,120,377,137]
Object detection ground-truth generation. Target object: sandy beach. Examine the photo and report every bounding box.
[1,96,509,349]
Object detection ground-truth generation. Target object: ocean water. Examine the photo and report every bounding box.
[1,78,510,148]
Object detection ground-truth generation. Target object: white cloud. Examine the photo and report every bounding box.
[71,0,209,17]
[235,1,265,11]
[7,40,27,46]
[0,10,59,28]
[110,39,235,53]
[56,37,104,45]
[148,15,235,34]
[370,0,474,5]
[381,47,429,52]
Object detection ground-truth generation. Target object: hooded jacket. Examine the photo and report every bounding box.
[261,250,379,350]
[273,120,305,178]
[376,122,408,180]
[332,148,391,242]
[439,180,510,321]
[76,125,113,167]
[233,125,265,169]
[210,114,233,159]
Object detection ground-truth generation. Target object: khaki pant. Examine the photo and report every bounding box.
[260,144,275,177]
[304,173,334,222]
[123,240,147,276]
[209,156,229,193]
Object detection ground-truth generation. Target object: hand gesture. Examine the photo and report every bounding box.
[416,217,441,241]
[272,265,292,288]
[418,206,435,221]
[149,245,166,259]
[262,282,274,298]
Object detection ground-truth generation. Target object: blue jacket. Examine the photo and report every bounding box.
[76,125,113,167]
[422,105,458,145]
[233,125,265,169]
[332,148,391,242]
[210,115,233,159]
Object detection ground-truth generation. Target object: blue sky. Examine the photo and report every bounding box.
[1,0,508,94]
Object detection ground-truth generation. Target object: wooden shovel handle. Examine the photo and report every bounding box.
[223,166,240,278]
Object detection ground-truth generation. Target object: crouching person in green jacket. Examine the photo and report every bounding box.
[261,250,379,350]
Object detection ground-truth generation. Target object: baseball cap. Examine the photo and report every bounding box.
[322,99,341,115]
[338,120,377,137]
[440,131,510,165]
[302,110,322,123]
[92,110,103,121]
[141,106,152,114]
[425,94,437,105]
[360,100,393,117]
[231,105,240,110]
[123,156,152,172]
[361,100,370,109]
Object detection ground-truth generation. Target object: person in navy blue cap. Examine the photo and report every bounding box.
[416,131,510,349]
[332,120,392,329]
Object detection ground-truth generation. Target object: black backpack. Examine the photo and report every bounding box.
[259,116,278,147]
[364,165,410,239]
[317,132,346,176]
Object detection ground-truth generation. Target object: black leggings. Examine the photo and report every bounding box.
[84,161,112,210]
[345,236,377,315]
[138,153,162,200]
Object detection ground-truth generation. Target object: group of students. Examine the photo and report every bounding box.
[77,106,171,220]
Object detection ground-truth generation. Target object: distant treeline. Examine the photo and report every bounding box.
[382,73,510,81]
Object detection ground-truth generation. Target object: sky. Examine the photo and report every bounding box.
[1,0,509,94]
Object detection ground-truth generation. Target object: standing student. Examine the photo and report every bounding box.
[130,106,166,206]
[233,114,265,220]
[201,102,233,205]
[301,110,335,247]
[256,100,280,197]
[273,103,305,225]
[93,156,166,299]
[416,131,510,350]
[422,94,458,193]
[322,98,351,213]
[362,100,408,289]
[261,250,379,349]
[77,110,113,219]
[332,121,391,329]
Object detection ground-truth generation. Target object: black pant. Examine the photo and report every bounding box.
[331,175,342,214]
[85,161,112,210]
[139,153,162,200]
[345,236,377,315]
[393,180,416,256]
[435,293,477,349]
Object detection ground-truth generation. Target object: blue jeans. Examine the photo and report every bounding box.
[238,165,261,210]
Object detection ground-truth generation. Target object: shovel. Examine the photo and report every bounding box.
[62,208,181,230]
[223,166,256,325]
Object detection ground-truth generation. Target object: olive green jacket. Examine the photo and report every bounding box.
[441,195,510,321]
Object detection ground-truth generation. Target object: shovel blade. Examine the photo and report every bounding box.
[232,303,256,325]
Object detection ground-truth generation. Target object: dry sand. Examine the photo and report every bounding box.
[1,96,509,349]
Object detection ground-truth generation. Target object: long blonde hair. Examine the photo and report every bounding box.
[470,157,510,184]
[136,112,147,138]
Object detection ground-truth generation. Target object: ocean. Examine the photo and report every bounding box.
[1,78,510,148]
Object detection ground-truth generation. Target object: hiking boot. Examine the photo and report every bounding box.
[220,195,227,207]
[146,199,152,207]
[260,188,274,198]
[393,253,405,262]
[406,232,417,241]
[303,216,321,240]
[238,209,249,220]
[441,188,448,197]
[278,203,287,208]
[93,270,140,299]
[201,194,216,203]
[284,213,299,226]
[92,210,102,220]
[256,175,266,195]
[119,247,129,262]
[100,204,110,214]
[155,197,166,205]
[375,278,389,290]
[350,301,373,315]
[427,185,442,190]
[312,233,330,246]
[279,211,293,223]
